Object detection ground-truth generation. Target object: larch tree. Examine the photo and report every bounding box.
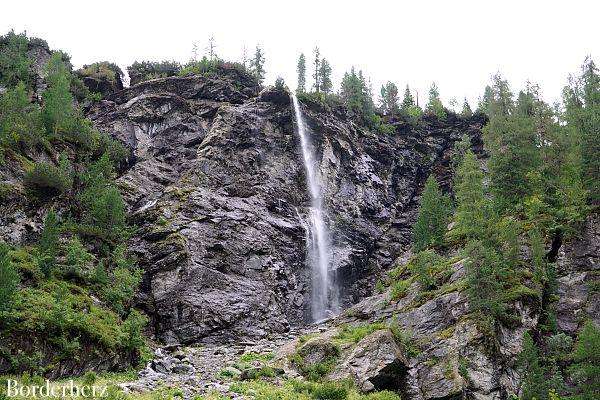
[296,53,306,93]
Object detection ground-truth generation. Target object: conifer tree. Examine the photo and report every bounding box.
[38,210,60,276]
[454,150,487,238]
[569,320,600,400]
[426,82,446,118]
[462,98,473,117]
[319,58,332,94]
[312,47,321,93]
[42,52,75,135]
[251,45,266,84]
[401,85,415,110]
[0,243,19,313]
[296,53,306,93]
[379,81,400,116]
[413,176,451,251]
[518,332,553,400]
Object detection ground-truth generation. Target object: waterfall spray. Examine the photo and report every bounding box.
[290,93,337,322]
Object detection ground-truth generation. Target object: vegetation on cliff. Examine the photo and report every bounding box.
[0,31,147,376]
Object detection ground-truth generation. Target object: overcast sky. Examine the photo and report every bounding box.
[2,1,598,109]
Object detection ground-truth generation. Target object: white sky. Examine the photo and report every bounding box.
[2,0,598,109]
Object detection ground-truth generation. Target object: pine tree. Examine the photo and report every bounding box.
[413,176,451,251]
[464,239,508,333]
[319,58,332,94]
[251,45,266,84]
[38,210,60,276]
[313,47,321,93]
[569,321,600,400]
[379,81,400,116]
[0,31,31,88]
[340,67,375,122]
[462,98,473,117]
[518,332,553,400]
[42,52,75,135]
[296,53,306,93]
[426,82,446,119]
[0,81,43,147]
[578,58,599,203]
[0,243,20,313]
[401,85,415,110]
[206,35,217,60]
[454,150,487,238]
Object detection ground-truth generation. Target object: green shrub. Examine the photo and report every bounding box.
[77,62,123,83]
[312,382,348,400]
[0,243,20,313]
[127,60,181,86]
[413,176,451,251]
[0,31,31,88]
[390,277,412,300]
[334,323,385,344]
[0,82,44,150]
[99,245,141,315]
[42,53,76,135]
[24,161,72,199]
[569,321,600,400]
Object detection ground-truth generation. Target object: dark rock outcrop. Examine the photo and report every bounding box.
[85,72,486,345]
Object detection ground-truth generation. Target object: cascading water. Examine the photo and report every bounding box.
[290,93,337,322]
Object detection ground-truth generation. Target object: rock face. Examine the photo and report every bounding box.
[556,214,600,334]
[86,70,486,345]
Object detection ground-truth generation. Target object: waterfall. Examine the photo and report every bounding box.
[290,93,337,322]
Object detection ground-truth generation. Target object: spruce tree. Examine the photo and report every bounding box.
[569,321,600,400]
[251,45,266,84]
[296,53,306,93]
[518,332,553,400]
[319,58,332,94]
[426,82,446,119]
[379,81,400,116]
[462,98,473,117]
[313,47,321,93]
[42,52,75,135]
[454,150,487,238]
[413,176,451,251]
[0,243,19,313]
[401,85,415,110]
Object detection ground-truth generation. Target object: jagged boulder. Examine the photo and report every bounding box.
[332,329,409,392]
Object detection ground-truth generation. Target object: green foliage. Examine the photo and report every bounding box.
[340,67,375,125]
[297,53,306,93]
[379,82,400,116]
[319,59,333,95]
[517,332,558,400]
[463,240,506,327]
[38,210,61,276]
[461,98,473,117]
[0,243,20,313]
[0,31,31,88]
[99,246,141,315]
[251,46,266,84]
[0,82,44,150]
[426,82,446,119]
[24,160,72,199]
[484,111,540,213]
[275,76,286,90]
[42,52,76,135]
[407,250,448,290]
[569,321,600,400]
[333,323,385,344]
[413,176,451,251]
[453,150,487,239]
[78,62,123,84]
[401,85,415,110]
[127,60,181,86]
